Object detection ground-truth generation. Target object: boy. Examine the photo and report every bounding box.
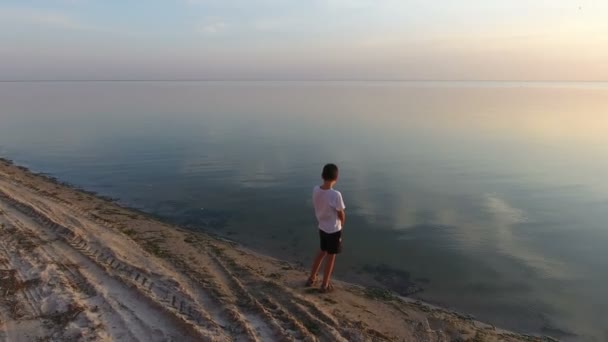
[307,163,346,292]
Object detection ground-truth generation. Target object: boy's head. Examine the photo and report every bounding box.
[322,163,339,182]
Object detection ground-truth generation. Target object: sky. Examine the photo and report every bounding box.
[1,0,607,81]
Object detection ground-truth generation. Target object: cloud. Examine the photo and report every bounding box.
[320,0,390,10]
[195,20,228,35]
[0,6,100,32]
[185,0,292,5]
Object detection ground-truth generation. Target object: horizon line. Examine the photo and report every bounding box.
[1,79,607,83]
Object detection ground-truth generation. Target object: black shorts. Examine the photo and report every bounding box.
[319,230,342,254]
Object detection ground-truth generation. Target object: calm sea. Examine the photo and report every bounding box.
[1,81,607,341]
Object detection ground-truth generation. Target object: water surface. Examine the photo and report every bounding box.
[1,81,607,341]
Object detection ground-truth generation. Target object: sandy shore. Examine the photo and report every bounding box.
[0,158,554,341]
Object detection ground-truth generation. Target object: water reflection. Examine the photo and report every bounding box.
[0,81,607,341]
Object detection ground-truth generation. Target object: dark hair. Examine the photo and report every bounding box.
[322,163,339,181]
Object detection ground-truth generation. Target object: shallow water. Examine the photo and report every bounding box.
[1,81,607,341]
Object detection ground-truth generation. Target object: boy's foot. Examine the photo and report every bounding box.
[320,283,334,293]
[305,277,316,287]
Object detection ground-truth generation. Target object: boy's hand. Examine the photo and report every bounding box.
[337,209,345,227]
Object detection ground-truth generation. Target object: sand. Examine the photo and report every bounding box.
[0,158,554,341]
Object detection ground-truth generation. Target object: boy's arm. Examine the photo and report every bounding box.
[337,209,345,227]
[334,192,346,227]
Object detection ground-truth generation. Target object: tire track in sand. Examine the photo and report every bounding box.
[206,245,350,342]
[0,190,214,341]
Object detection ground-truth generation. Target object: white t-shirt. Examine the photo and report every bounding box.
[312,186,346,233]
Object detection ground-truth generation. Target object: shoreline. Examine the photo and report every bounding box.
[0,157,554,341]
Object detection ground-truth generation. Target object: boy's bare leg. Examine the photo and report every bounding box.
[309,250,326,281]
[321,254,336,288]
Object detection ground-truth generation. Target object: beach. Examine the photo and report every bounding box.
[0,157,553,341]
[3,0,608,339]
